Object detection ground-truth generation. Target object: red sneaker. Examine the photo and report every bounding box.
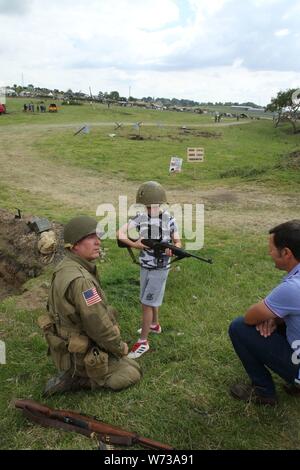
[128,341,150,359]
[137,324,162,334]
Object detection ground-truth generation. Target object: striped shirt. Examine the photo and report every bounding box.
[128,211,178,269]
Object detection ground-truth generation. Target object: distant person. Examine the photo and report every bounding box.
[117,181,181,358]
[229,220,300,406]
[23,104,27,112]
[39,216,141,397]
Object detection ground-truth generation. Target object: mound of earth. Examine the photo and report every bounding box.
[0,208,64,302]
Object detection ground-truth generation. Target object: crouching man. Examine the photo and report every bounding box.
[39,215,141,397]
[229,220,300,406]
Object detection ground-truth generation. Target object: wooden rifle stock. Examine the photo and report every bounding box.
[15,399,173,450]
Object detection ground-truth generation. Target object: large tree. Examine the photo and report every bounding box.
[266,88,300,134]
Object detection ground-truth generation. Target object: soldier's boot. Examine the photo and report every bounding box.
[43,371,91,397]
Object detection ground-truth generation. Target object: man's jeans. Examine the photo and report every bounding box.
[229,316,299,396]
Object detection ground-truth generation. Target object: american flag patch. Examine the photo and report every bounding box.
[82,287,102,306]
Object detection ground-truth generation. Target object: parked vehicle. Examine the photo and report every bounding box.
[48,103,58,112]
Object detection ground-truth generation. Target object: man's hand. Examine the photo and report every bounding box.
[256,318,277,338]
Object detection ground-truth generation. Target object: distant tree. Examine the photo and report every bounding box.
[13,84,23,94]
[266,88,300,133]
[142,96,153,103]
[108,91,120,101]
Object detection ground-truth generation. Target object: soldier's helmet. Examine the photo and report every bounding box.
[136,181,167,206]
[64,215,99,247]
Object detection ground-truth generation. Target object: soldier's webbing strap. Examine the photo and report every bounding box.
[21,407,133,446]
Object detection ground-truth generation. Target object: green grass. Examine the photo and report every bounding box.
[1,230,299,450]
[31,118,300,190]
[1,99,300,450]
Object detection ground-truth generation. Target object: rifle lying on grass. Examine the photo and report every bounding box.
[14,399,173,450]
[118,237,213,265]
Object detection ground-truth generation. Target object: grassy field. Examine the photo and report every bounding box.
[0,98,300,450]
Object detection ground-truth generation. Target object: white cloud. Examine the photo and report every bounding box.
[1,0,300,103]
[275,28,290,36]
[0,0,31,15]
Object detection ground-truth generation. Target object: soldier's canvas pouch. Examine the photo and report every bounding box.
[84,347,108,385]
[45,332,71,371]
[37,314,54,331]
[68,334,90,354]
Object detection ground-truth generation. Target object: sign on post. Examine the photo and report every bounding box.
[169,156,183,173]
[187,147,204,162]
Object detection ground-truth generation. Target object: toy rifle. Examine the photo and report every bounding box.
[117,237,213,265]
[14,399,173,450]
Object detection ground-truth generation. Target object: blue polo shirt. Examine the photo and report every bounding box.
[264,263,300,346]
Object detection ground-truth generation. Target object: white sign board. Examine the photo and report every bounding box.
[0,341,6,364]
[187,147,204,162]
[0,87,6,105]
[169,156,183,173]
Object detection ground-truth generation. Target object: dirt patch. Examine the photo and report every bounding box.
[200,190,239,203]
[285,150,300,168]
[0,208,64,301]
[180,129,222,138]
[15,282,50,311]
[128,134,145,140]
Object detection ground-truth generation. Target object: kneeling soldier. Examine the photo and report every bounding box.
[39,215,141,397]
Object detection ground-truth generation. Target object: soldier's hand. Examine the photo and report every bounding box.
[122,342,129,356]
[113,325,120,336]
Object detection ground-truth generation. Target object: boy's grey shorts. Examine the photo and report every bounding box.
[140,267,169,307]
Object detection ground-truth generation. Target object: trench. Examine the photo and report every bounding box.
[0,253,41,301]
[0,208,64,302]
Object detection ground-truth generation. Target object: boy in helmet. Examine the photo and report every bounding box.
[39,215,141,397]
[117,181,181,358]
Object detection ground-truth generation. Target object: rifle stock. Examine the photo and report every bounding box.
[15,399,173,450]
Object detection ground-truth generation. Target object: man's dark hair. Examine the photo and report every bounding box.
[269,220,300,261]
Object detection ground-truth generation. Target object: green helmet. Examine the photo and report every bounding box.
[136,181,167,206]
[64,216,99,247]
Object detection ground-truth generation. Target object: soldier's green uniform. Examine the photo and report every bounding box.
[40,216,141,396]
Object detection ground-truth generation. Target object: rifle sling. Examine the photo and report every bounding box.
[21,408,133,446]
[126,246,140,265]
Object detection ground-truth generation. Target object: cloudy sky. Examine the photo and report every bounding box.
[1,0,299,104]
